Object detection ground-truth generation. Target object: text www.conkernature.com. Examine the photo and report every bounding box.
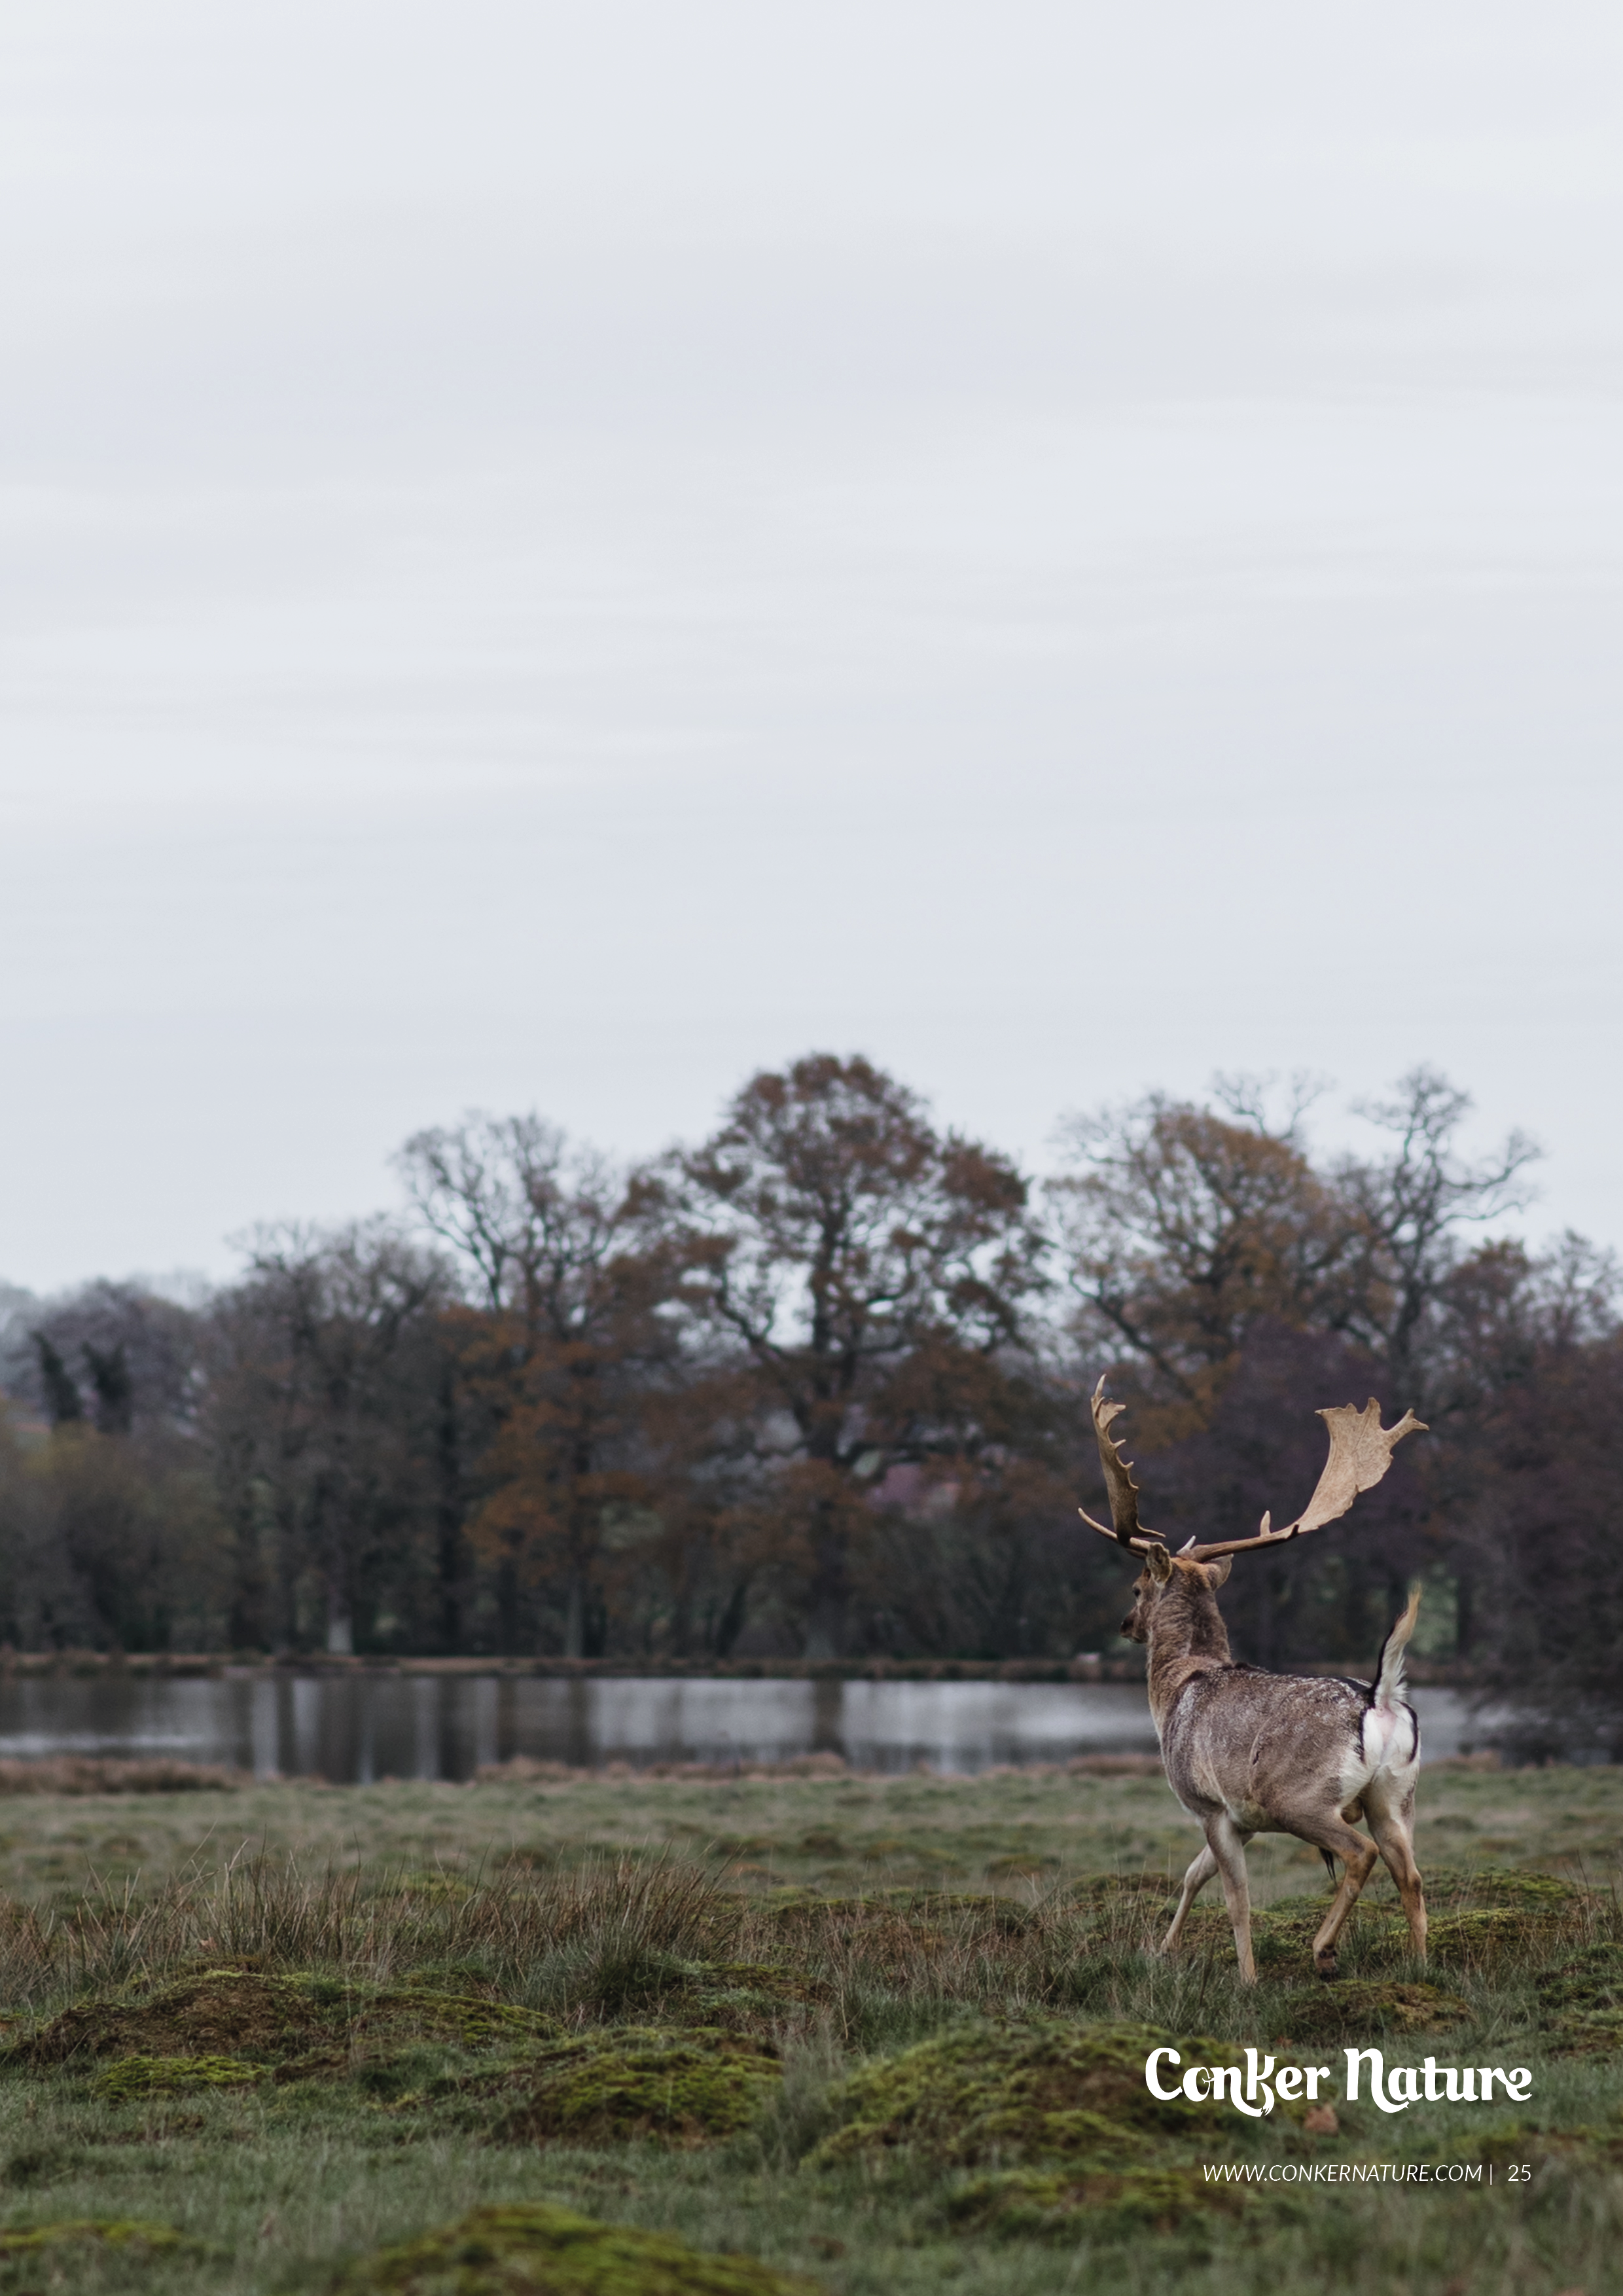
[1202,2162,1494,2183]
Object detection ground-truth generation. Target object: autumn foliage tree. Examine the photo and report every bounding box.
[662,1055,1048,1655]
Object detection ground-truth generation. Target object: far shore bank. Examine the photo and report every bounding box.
[0,1648,1476,1685]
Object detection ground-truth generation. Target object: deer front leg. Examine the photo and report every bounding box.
[1162,1844,1218,1954]
[1204,1814,1257,1984]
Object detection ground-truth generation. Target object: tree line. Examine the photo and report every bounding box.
[1,1056,1617,1748]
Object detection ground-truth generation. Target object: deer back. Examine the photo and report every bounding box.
[1159,1667,1412,1830]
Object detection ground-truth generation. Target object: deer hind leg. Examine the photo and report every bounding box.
[1284,1810,1380,1978]
[1162,1844,1219,1955]
[1203,1814,1257,1985]
[1363,1782,1427,1962]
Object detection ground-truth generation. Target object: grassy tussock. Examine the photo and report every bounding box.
[334,2202,820,2295]
[490,2031,783,2149]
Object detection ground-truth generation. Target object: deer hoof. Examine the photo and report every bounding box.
[1314,1950,1340,1981]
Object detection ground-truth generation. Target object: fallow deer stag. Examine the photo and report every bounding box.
[1080,1378,1428,1984]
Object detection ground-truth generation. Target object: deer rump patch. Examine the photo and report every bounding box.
[1358,1701,1419,1772]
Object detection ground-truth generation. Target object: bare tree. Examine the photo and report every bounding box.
[397,1116,677,1657]
[1049,1092,1364,1426]
[1335,1067,1541,1415]
[207,1224,448,1655]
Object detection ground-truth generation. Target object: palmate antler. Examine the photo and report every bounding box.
[1079,1375,1427,1561]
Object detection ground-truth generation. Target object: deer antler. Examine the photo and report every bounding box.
[1181,1398,1427,1561]
[1078,1376,1166,1553]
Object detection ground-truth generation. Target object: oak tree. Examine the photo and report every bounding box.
[665,1055,1046,1655]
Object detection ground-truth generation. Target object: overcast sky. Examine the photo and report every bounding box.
[1,1,1619,1293]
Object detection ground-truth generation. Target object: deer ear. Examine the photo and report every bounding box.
[1204,1555,1233,1588]
[1146,1544,1174,1584]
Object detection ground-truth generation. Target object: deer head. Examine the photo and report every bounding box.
[1118,1542,1232,1644]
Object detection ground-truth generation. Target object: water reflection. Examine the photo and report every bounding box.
[0,1675,1478,1782]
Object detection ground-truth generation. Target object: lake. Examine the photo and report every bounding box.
[0,1674,1482,1782]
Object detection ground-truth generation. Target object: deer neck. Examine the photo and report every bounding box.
[1145,1573,1234,1730]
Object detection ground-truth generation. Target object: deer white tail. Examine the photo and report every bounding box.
[1373,1585,1422,1710]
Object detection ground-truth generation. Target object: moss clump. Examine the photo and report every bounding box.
[397,1962,501,1994]
[1,2147,77,2188]
[758,1897,939,1964]
[1062,1876,1173,1903]
[14,1971,327,2066]
[1264,1981,1468,2045]
[1550,2014,1623,2057]
[495,2030,781,2148]
[810,2022,1236,2170]
[1536,1941,1623,2014]
[946,2163,1254,2239]
[13,1971,556,2073]
[90,2053,260,2100]
[0,2219,187,2255]
[337,2202,819,2293]
[696,1964,819,2005]
[1419,1869,1585,1911]
[908,1892,1036,1935]
[576,1947,719,2020]
[1368,1870,1593,1965]
[1239,1905,1323,1970]
[1416,1909,1571,1965]
[1118,1895,1327,1972]
[364,1992,558,2050]
[646,1963,827,2037]
[1048,1876,1169,1948]
[1536,1943,1623,2053]
[397,1871,474,1901]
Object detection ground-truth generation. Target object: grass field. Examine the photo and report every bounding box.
[0,1758,1615,2294]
